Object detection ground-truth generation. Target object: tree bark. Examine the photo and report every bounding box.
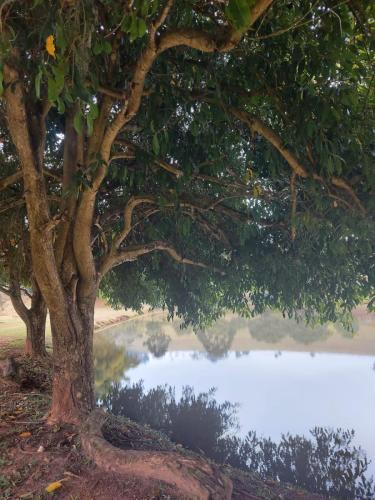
[8,277,47,358]
[48,293,96,424]
[24,288,47,357]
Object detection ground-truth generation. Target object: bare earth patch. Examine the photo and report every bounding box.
[0,376,185,499]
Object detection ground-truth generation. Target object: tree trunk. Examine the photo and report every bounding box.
[48,295,96,424]
[8,277,47,358]
[3,62,97,425]
[25,279,47,357]
[24,302,47,357]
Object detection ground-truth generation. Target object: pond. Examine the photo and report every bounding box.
[94,309,375,478]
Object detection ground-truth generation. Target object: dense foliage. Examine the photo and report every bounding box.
[0,1,374,325]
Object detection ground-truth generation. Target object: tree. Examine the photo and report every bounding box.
[0,206,47,357]
[0,104,48,356]
[0,0,373,424]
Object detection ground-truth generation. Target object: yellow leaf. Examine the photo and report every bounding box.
[19,431,31,438]
[45,481,62,493]
[45,35,56,58]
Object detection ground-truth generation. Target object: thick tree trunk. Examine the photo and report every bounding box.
[48,296,96,424]
[4,62,97,424]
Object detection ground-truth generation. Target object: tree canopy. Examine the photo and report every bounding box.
[0,0,374,422]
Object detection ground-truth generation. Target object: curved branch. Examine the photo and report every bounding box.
[100,240,225,277]
[76,1,274,279]
[0,170,23,191]
[230,108,366,215]
[113,195,156,251]
[97,0,274,186]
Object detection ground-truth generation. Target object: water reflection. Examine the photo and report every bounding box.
[96,310,372,362]
[195,325,235,361]
[100,382,375,499]
[94,336,142,396]
[249,312,331,344]
[143,321,171,358]
[94,309,375,483]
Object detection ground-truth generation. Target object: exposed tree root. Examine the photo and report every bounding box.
[80,409,233,500]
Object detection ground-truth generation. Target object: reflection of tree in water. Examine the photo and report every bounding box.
[143,321,171,358]
[195,317,246,361]
[333,318,359,337]
[102,383,375,499]
[94,337,141,397]
[249,312,330,345]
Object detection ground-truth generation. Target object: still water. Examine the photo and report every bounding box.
[94,309,375,474]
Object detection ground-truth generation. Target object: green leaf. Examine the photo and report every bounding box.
[93,41,103,55]
[152,133,160,155]
[35,70,42,99]
[225,0,253,30]
[56,96,65,114]
[63,89,74,103]
[93,39,112,56]
[125,15,147,41]
[136,18,147,38]
[51,61,66,89]
[87,102,99,136]
[47,77,60,102]
[103,41,112,54]
[149,0,159,16]
[121,16,132,33]
[88,102,99,120]
[73,108,84,134]
[56,24,67,53]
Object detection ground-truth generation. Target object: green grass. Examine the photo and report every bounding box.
[0,319,52,359]
[0,319,27,337]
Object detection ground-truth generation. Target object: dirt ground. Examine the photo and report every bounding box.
[0,372,187,500]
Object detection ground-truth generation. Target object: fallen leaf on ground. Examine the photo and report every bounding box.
[45,481,62,493]
[19,431,31,438]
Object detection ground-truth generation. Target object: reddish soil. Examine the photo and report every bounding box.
[0,376,185,499]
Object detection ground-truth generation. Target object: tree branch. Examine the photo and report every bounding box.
[0,170,23,191]
[100,240,225,277]
[3,60,67,313]
[113,195,156,251]
[230,108,366,215]
[97,0,274,188]
[75,0,274,282]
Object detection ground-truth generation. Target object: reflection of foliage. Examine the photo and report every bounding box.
[94,337,140,397]
[195,317,245,360]
[101,382,238,457]
[144,334,170,357]
[196,327,235,360]
[101,383,374,499]
[216,428,375,500]
[144,323,171,358]
[249,312,330,345]
[333,318,359,338]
